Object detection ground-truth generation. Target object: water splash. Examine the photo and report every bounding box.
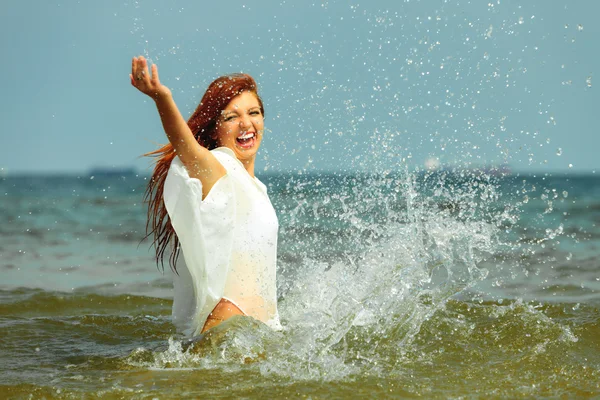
[122,163,584,383]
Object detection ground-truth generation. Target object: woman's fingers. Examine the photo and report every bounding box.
[151,64,159,84]
[132,57,143,81]
[130,55,167,98]
[130,56,154,87]
[130,57,142,82]
[131,57,140,85]
[142,58,151,82]
[137,57,146,82]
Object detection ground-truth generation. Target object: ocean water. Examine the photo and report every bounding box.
[1,169,599,398]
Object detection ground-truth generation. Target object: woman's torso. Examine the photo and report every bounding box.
[211,148,279,324]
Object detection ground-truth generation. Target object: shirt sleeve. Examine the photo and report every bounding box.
[163,156,236,336]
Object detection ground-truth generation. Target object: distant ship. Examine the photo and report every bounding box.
[424,158,511,176]
[88,167,137,178]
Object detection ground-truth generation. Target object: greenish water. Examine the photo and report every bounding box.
[1,172,599,398]
[0,290,598,398]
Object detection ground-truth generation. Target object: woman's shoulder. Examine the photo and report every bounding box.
[210,147,245,173]
[210,147,235,162]
[167,147,234,174]
[210,147,269,195]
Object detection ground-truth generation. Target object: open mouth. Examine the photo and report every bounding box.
[236,132,256,149]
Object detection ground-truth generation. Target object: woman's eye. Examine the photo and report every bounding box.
[224,116,235,121]
[250,111,261,116]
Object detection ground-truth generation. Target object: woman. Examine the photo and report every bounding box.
[130,56,281,337]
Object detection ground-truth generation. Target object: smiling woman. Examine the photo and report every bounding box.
[130,56,281,336]
[214,91,265,165]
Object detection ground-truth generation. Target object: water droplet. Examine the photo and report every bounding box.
[556,148,562,156]
[586,75,592,88]
[577,24,584,31]
[568,164,573,168]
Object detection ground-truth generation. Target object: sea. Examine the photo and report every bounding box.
[0,168,599,398]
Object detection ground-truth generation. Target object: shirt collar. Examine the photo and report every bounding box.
[212,147,268,195]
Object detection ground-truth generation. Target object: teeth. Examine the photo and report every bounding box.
[238,132,255,140]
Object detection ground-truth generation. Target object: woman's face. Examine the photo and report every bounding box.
[215,91,264,163]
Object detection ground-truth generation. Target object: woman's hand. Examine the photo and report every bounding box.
[130,56,171,101]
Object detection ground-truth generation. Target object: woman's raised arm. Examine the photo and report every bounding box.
[130,56,225,198]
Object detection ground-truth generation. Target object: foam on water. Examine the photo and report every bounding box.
[124,168,535,381]
[269,169,508,379]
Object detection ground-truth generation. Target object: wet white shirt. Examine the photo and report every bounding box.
[163,147,281,337]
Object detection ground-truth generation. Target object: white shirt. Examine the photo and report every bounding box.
[163,147,281,337]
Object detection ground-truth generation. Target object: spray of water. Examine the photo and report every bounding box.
[125,165,525,381]
[120,0,582,383]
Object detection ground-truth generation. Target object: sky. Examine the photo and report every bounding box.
[1,0,598,175]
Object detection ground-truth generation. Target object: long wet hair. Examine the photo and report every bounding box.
[143,73,264,272]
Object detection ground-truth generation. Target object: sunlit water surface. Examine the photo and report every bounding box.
[1,171,599,398]
[2,0,599,397]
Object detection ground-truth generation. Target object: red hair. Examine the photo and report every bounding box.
[143,73,264,272]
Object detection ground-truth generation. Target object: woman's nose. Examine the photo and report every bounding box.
[239,115,252,129]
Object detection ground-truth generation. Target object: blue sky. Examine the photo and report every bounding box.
[1,0,598,174]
